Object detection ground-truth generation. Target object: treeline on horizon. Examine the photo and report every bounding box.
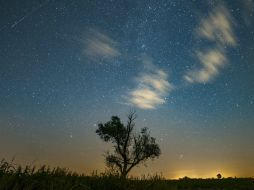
[0,159,254,190]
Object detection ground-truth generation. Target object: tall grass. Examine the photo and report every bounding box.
[0,159,253,190]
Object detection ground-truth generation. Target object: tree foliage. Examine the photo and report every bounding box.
[96,111,161,178]
[217,173,222,179]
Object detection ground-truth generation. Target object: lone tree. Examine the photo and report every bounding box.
[96,110,161,178]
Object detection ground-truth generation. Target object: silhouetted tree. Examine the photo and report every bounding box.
[96,110,161,178]
[217,173,222,179]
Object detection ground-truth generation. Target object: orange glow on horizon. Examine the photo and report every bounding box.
[168,170,236,179]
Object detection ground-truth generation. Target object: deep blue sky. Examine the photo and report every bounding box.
[0,0,254,178]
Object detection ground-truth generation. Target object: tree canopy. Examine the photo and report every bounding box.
[96,111,161,178]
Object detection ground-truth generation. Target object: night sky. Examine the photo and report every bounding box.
[1,0,254,178]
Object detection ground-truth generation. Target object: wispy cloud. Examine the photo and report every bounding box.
[184,5,237,84]
[184,48,227,83]
[241,0,254,27]
[84,29,120,60]
[127,56,173,109]
[197,5,237,46]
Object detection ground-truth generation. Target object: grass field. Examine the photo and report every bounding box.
[1,159,253,190]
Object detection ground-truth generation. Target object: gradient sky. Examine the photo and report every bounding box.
[1,0,254,179]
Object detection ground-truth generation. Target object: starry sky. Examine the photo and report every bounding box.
[1,0,254,179]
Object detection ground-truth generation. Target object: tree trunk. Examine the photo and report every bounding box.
[121,172,127,179]
[121,165,128,179]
